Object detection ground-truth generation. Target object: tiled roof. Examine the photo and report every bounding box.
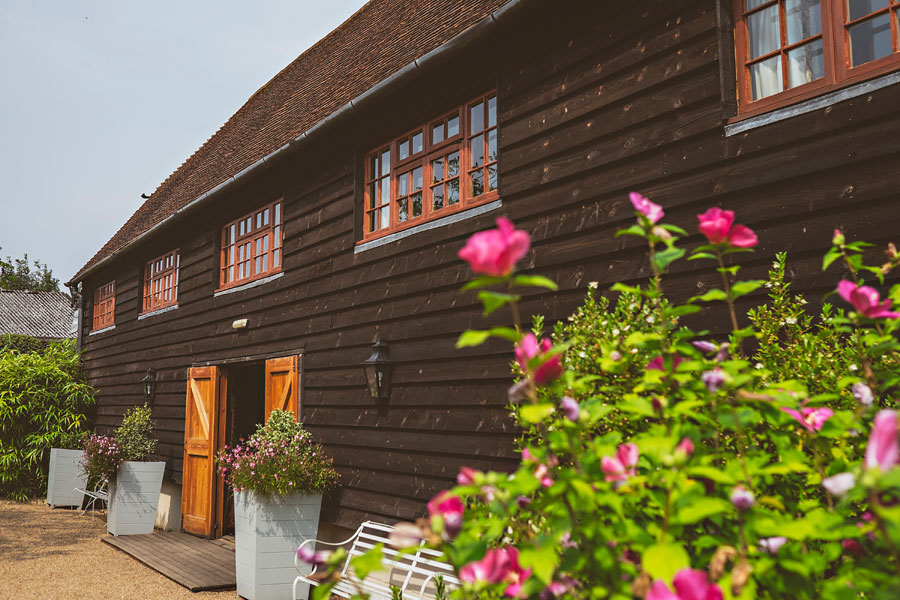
[0,290,75,340]
[71,0,511,282]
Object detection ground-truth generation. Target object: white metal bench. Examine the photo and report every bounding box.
[294,521,459,600]
[74,479,108,518]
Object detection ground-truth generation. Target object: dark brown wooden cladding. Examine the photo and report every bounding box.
[80,0,900,528]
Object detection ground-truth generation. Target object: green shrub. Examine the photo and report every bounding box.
[114,404,157,462]
[0,339,95,500]
[0,333,45,355]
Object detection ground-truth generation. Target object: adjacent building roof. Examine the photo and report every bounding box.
[71,0,511,283]
[0,290,75,340]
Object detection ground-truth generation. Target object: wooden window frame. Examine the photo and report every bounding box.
[92,280,115,331]
[218,199,283,291]
[142,249,180,314]
[732,0,900,120]
[361,91,499,243]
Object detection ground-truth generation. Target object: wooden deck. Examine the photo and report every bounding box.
[102,531,236,592]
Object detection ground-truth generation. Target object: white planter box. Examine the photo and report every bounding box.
[46,448,88,508]
[107,461,165,536]
[234,490,322,600]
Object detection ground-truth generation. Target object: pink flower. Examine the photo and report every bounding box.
[648,568,724,600]
[296,544,328,566]
[822,472,856,497]
[559,396,580,422]
[457,466,480,485]
[629,192,664,224]
[842,539,864,557]
[676,437,695,456]
[781,406,834,432]
[602,443,639,482]
[458,217,531,277]
[515,334,563,385]
[865,410,899,472]
[701,368,726,393]
[837,280,900,319]
[697,207,757,248]
[759,537,787,555]
[459,546,531,597]
[427,491,464,539]
[730,485,755,511]
[692,340,718,354]
[648,355,684,372]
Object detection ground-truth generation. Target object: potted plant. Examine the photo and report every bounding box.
[47,431,90,508]
[82,404,165,535]
[217,410,340,600]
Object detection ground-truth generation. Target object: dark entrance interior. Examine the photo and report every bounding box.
[220,363,266,536]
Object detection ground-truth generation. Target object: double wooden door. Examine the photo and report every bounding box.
[181,355,300,538]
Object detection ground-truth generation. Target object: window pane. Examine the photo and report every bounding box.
[432,184,444,210]
[448,178,459,205]
[399,139,410,161]
[849,13,892,66]
[788,39,825,88]
[380,205,389,229]
[747,5,781,59]
[381,150,390,175]
[380,178,390,206]
[274,249,280,268]
[488,164,498,192]
[448,151,459,177]
[274,226,281,247]
[412,166,423,191]
[749,54,784,99]
[447,115,459,137]
[746,0,771,9]
[369,210,376,232]
[432,122,444,144]
[369,183,377,208]
[398,173,409,196]
[470,102,484,134]
[470,169,483,197]
[785,0,821,44]
[848,0,888,21]
[470,135,484,168]
[370,155,378,179]
[487,96,497,127]
[397,197,409,222]
[432,157,444,183]
[488,129,498,162]
[411,192,422,217]
[275,203,281,224]
[412,132,423,154]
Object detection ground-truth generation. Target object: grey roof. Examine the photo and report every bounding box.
[0,290,75,340]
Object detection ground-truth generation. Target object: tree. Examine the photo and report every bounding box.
[0,250,59,292]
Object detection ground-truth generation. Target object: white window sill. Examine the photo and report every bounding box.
[725,71,900,136]
[355,199,503,254]
[88,325,115,336]
[213,272,284,297]
[137,304,179,320]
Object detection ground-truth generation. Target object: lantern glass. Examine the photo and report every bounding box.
[361,339,391,399]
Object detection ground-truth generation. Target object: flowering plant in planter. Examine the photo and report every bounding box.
[309,200,900,600]
[80,403,157,484]
[216,410,339,496]
[80,432,123,484]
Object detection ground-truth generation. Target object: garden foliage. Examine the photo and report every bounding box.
[0,339,95,500]
[80,403,157,484]
[216,409,340,498]
[307,197,900,599]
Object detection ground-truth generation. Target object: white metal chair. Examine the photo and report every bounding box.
[74,479,108,518]
[294,521,459,600]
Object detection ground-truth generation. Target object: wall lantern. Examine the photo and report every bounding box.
[141,368,156,405]
[361,339,391,399]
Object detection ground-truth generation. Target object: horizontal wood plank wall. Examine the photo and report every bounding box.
[80,0,900,528]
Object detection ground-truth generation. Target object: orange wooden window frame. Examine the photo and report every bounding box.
[92,281,115,331]
[218,200,283,290]
[361,91,499,242]
[142,249,180,313]
[733,0,900,119]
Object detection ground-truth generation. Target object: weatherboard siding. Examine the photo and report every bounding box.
[79,0,900,528]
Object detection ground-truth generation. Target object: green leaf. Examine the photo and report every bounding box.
[688,252,717,261]
[665,304,702,317]
[643,544,690,582]
[456,330,491,348]
[519,542,559,584]
[610,282,644,295]
[513,275,559,291]
[351,544,384,580]
[822,248,841,271]
[461,275,506,291]
[653,247,686,271]
[730,280,765,299]
[660,223,688,236]
[312,582,337,600]
[477,291,519,316]
[689,289,728,303]
[677,497,732,524]
[520,403,555,424]
[615,224,646,238]
[688,466,736,485]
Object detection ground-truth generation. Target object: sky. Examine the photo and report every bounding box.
[0,0,367,287]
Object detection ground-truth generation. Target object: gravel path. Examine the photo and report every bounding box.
[0,499,237,599]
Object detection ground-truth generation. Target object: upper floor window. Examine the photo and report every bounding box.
[142,250,179,313]
[219,200,283,290]
[363,91,498,241]
[734,0,900,116]
[92,281,115,331]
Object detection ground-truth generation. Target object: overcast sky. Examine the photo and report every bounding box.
[0,0,366,287]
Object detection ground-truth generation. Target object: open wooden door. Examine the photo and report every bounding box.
[181,366,222,537]
[265,355,300,420]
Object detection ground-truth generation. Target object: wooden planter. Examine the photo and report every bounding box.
[234,490,322,600]
[46,448,88,508]
[107,461,165,536]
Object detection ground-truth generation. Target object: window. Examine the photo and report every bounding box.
[142,250,179,313]
[219,200,283,289]
[363,91,499,241]
[734,0,900,116]
[92,281,115,331]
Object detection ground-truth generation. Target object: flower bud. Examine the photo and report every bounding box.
[832,229,845,246]
[730,485,755,511]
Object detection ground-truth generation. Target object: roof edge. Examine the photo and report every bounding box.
[69,0,531,286]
